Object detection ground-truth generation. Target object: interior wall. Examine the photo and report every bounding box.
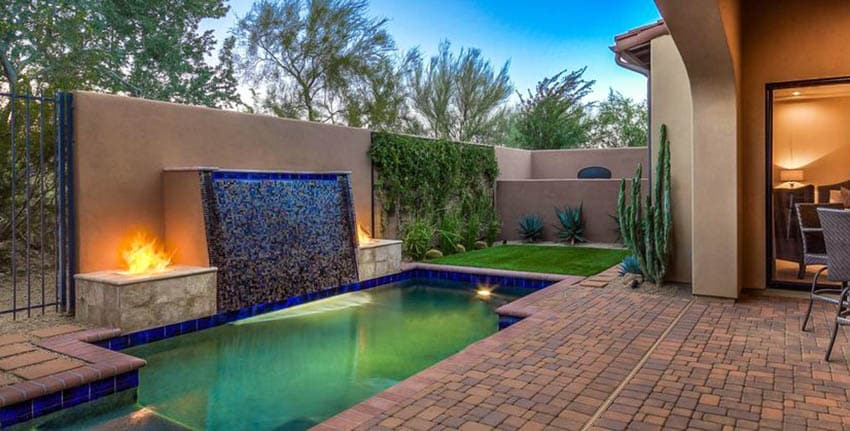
[772,97,850,189]
[740,0,850,289]
[650,35,694,284]
[74,92,373,273]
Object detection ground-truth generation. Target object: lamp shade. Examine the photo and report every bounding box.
[780,169,804,182]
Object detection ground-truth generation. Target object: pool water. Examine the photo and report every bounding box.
[47,279,529,431]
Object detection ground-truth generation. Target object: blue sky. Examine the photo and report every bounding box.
[201,0,660,103]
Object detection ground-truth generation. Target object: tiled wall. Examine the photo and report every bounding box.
[200,171,360,311]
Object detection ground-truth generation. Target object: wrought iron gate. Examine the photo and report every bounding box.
[0,91,74,319]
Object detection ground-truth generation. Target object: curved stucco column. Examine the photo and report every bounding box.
[654,0,740,298]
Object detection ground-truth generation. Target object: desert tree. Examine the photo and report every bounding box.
[513,67,595,150]
[408,41,513,143]
[590,89,648,148]
[235,0,395,123]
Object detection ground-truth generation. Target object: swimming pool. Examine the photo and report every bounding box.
[44,278,534,430]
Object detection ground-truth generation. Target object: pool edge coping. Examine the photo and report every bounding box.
[0,266,574,428]
[313,269,587,431]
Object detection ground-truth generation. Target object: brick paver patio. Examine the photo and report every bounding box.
[317,280,850,431]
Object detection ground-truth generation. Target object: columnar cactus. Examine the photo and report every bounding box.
[617,125,672,284]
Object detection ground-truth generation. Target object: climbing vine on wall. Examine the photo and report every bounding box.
[369,132,500,253]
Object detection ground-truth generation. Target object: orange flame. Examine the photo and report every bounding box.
[121,232,173,275]
[358,225,373,245]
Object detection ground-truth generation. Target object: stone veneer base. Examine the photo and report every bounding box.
[74,266,217,333]
[356,239,402,281]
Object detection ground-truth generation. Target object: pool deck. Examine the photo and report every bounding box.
[316,273,850,430]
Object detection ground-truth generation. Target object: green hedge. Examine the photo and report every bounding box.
[369,132,500,255]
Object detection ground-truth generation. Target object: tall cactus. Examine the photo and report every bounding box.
[617,125,672,284]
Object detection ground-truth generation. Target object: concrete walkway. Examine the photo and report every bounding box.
[317,281,850,431]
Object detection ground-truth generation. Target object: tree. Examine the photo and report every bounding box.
[590,89,648,148]
[513,67,595,150]
[0,0,241,108]
[343,49,421,131]
[235,0,395,123]
[408,41,513,143]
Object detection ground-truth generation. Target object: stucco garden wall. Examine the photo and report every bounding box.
[495,147,647,243]
[73,92,373,273]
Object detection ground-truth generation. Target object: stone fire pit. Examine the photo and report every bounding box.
[357,239,402,281]
[74,266,217,333]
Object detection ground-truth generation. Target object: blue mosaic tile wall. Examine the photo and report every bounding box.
[199,170,360,312]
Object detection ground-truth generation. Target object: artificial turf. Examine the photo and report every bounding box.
[427,244,629,277]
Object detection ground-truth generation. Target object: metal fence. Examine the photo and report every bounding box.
[0,91,74,319]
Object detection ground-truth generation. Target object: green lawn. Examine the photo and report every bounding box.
[427,245,628,277]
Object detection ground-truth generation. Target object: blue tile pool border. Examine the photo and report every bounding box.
[95,268,557,352]
[0,370,139,428]
[2,268,553,428]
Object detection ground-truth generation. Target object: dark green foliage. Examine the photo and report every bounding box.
[590,89,648,148]
[424,249,444,260]
[517,214,545,242]
[618,255,642,276]
[402,218,434,260]
[485,219,501,247]
[514,68,595,149]
[437,211,463,255]
[369,132,499,250]
[617,125,672,284]
[554,203,585,244]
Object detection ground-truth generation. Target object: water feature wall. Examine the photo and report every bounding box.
[199,170,359,311]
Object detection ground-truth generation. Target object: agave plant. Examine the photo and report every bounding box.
[517,214,545,242]
[618,255,642,276]
[555,203,585,245]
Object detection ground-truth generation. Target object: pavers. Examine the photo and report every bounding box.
[12,358,81,380]
[319,283,850,431]
[29,324,83,338]
[0,350,55,371]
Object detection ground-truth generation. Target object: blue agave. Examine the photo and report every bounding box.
[517,214,544,242]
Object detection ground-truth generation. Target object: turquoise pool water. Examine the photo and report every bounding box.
[46,279,529,431]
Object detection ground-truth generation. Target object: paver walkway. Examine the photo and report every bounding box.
[317,281,850,431]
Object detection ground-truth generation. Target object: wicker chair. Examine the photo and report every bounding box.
[796,203,841,280]
[816,208,850,361]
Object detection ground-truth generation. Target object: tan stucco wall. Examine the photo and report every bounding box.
[162,170,208,267]
[497,179,647,243]
[656,0,740,298]
[494,147,533,180]
[739,0,850,290]
[773,97,850,188]
[74,92,373,273]
[650,35,693,284]
[530,147,648,180]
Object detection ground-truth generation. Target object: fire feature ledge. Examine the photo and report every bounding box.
[74,266,217,334]
[357,239,402,281]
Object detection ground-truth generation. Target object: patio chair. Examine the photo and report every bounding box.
[816,208,850,361]
[800,204,844,331]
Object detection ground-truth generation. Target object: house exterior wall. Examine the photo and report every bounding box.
[739,0,850,290]
[74,92,373,273]
[650,35,693,284]
[655,0,741,298]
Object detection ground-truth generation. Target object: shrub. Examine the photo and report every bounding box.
[462,214,481,250]
[517,214,545,242]
[618,255,642,276]
[555,203,586,244]
[485,219,501,246]
[402,218,435,260]
[455,244,466,253]
[437,211,463,255]
[424,249,444,259]
[474,240,488,250]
